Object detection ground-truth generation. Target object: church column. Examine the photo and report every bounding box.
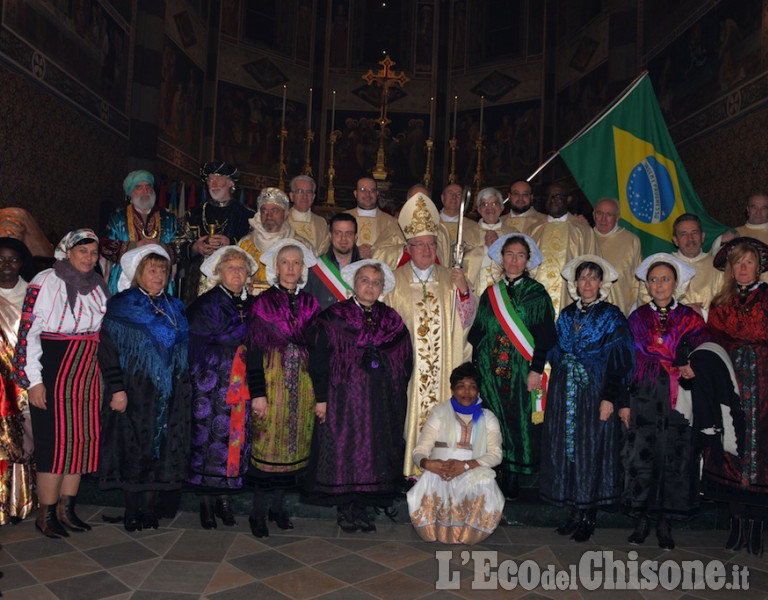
[128,0,167,166]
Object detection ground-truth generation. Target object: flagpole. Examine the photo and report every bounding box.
[526,71,649,183]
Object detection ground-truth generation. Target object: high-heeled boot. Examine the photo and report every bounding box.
[36,503,69,538]
[57,495,91,532]
[215,496,237,526]
[748,520,764,557]
[724,516,747,551]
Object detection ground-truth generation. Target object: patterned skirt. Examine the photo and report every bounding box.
[249,347,314,486]
[407,447,505,545]
[29,334,100,474]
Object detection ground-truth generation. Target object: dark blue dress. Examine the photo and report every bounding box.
[540,299,634,509]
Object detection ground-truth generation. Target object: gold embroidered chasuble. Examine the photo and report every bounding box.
[529,215,599,316]
[440,216,481,242]
[595,227,643,316]
[463,221,519,297]
[502,207,547,236]
[344,208,406,269]
[386,263,475,477]
[288,209,329,256]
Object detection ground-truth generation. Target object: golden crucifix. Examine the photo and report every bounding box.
[362,55,410,181]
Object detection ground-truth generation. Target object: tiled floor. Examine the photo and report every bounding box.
[1,505,766,599]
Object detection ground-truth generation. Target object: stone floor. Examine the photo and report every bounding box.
[1,505,766,599]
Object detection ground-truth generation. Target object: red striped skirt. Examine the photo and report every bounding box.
[29,333,101,474]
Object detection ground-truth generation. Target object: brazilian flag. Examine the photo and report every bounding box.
[559,72,727,256]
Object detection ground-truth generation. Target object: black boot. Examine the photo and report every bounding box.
[555,509,582,536]
[36,503,69,538]
[200,496,217,530]
[748,520,764,557]
[215,496,237,526]
[724,516,747,551]
[249,516,269,537]
[656,517,675,551]
[352,502,376,533]
[57,495,91,532]
[337,503,358,533]
[571,510,596,543]
[628,514,650,545]
[503,472,519,500]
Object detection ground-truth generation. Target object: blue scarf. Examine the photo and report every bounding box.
[450,397,483,423]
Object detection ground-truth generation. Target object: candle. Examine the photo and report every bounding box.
[281,84,287,129]
[331,90,336,133]
[429,96,435,139]
[307,87,313,131]
[453,95,458,139]
[479,96,484,138]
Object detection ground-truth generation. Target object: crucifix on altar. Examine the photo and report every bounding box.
[362,55,410,182]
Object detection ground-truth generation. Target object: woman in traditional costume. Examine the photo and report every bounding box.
[98,245,190,532]
[13,229,108,537]
[705,237,768,556]
[0,237,35,525]
[468,233,556,499]
[247,240,320,537]
[623,253,709,550]
[305,259,412,532]
[540,255,634,542]
[187,246,258,529]
[407,362,504,544]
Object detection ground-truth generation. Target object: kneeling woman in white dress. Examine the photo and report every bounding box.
[407,362,505,544]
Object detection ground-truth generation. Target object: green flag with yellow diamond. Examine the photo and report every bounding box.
[559,72,727,256]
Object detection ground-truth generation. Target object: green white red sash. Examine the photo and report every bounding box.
[312,255,351,301]
[488,282,548,423]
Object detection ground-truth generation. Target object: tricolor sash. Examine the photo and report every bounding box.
[312,255,352,301]
[488,282,548,423]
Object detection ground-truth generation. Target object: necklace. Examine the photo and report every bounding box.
[219,285,247,322]
[574,300,593,332]
[202,203,229,237]
[412,266,432,301]
[650,300,672,345]
[737,282,755,306]
[140,288,178,330]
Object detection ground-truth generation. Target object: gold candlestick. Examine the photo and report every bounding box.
[448,137,458,184]
[278,127,288,191]
[423,138,434,190]
[473,135,484,196]
[326,130,340,205]
[303,129,314,176]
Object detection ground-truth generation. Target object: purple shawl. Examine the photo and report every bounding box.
[247,286,320,356]
[315,299,412,389]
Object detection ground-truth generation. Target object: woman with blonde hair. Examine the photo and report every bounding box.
[706,237,768,556]
[99,245,190,532]
[187,246,258,529]
[246,240,320,537]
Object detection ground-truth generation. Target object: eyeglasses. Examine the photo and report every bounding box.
[292,189,314,196]
[593,210,617,218]
[408,240,437,250]
[357,187,377,193]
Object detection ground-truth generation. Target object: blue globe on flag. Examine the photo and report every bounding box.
[626,156,676,224]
